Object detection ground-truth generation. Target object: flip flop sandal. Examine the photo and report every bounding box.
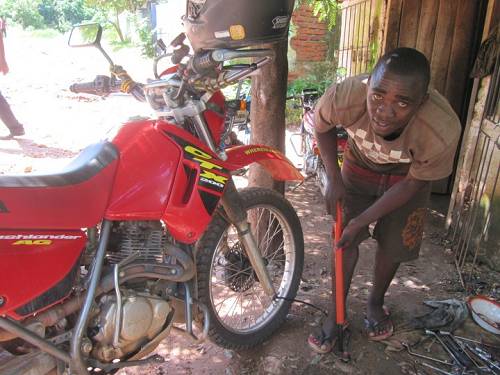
[364,314,394,341]
[308,322,349,354]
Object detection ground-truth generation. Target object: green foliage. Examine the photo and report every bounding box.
[84,0,147,14]
[285,102,303,126]
[0,0,44,29]
[287,60,340,97]
[131,14,155,58]
[38,0,96,32]
[0,0,95,31]
[296,0,341,30]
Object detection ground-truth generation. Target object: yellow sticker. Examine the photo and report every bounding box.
[13,240,52,245]
[229,25,245,41]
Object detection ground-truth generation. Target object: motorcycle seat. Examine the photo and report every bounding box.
[0,142,118,188]
[0,142,119,229]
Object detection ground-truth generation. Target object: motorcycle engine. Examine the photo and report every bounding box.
[88,221,176,362]
[89,291,172,362]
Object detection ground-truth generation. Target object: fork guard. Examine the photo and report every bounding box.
[224,145,304,181]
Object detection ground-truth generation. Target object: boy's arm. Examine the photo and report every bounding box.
[315,126,346,214]
[338,175,429,248]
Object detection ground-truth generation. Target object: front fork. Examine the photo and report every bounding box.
[220,180,276,297]
[190,109,275,296]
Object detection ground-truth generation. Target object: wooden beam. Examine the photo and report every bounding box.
[398,0,422,48]
[382,0,403,52]
[415,0,439,60]
[444,0,478,117]
[430,0,459,95]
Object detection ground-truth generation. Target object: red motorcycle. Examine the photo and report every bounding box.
[0,24,304,374]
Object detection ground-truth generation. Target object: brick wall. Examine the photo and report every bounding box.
[290,4,328,63]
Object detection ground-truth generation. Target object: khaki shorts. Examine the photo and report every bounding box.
[341,160,431,263]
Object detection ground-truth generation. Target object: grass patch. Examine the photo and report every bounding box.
[27,28,60,38]
[108,39,133,51]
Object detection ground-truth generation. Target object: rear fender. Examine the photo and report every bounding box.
[223,145,303,181]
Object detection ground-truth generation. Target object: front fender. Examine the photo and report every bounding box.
[223,145,303,181]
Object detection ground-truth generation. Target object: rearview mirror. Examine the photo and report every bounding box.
[68,23,102,48]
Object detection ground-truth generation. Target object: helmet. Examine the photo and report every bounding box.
[184,0,295,51]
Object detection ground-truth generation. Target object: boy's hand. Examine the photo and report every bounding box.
[324,177,346,215]
[336,218,361,249]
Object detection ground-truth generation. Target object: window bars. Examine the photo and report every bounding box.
[336,0,375,78]
[448,55,500,290]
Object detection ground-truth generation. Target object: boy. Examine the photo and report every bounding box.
[308,48,461,353]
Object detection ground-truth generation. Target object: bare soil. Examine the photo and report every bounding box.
[1,28,498,375]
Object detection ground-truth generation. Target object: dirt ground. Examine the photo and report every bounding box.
[1,28,499,375]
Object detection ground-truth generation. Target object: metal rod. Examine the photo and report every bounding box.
[402,343,452,366]
[420,362,454,375]
[113,251,140,347]
[334,202,345,354]
[457,135,489,270]
[461,137,494,284]
[183,282,194,336]
[468,160,499,283]
[71,220,112,375]
[0,317,71,364]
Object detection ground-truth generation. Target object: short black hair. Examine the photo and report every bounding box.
[372,48,431,93]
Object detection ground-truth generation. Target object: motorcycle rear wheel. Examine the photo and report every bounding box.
[196,187,304,349]
[316,162,328,197]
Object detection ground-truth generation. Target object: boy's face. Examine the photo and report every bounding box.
[366,70,427,138]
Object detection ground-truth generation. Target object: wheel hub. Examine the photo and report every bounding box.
[223,243,255,292]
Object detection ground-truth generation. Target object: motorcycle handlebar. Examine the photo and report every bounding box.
[69,75,121,96]
[191,48,275,74]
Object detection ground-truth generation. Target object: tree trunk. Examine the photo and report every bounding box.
[248,40,289,194]
[113,12,125,42]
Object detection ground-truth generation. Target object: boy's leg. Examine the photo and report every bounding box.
[366,249,399,338]
[367,182,431,339]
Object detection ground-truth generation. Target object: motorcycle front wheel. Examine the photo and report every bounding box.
[196,187,304,349]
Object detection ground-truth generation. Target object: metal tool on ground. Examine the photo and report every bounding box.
[425,329,473,370]
[333,201,349,361]
[439,331,491,371]
[421,362,456,375]
[402,342,453,366]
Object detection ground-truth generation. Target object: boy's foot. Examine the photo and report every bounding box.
[364,307,393,341]
[308,322,349,354]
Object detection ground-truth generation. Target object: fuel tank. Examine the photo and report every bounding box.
[106,119,230,244]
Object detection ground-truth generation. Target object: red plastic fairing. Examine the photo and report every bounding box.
[203,91,226,145]
[159,65,179,77]
[224,145,304,181]
[0,230,86,319]
[0,162,117,229]
[105,119,181,220]
[159,124,230,243]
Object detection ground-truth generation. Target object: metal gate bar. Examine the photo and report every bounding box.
[448,54,500,289]
[337,0,374,78]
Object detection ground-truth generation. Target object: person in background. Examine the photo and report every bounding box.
[308,48,461,353]
[0,17,25,139]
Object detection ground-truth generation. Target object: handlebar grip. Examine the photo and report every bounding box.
[70,81,99,95]
[191,51,218,73]
[70,75,120,96]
